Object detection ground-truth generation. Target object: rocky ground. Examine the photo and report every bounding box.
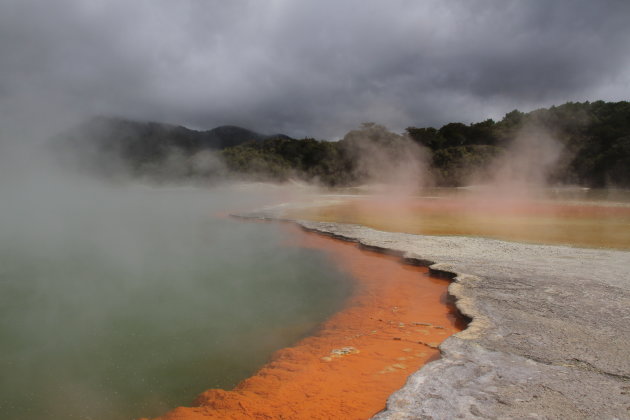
[237,206,630,420]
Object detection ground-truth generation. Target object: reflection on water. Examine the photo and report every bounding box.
[290,188,630,249]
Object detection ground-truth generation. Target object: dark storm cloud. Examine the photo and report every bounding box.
[1,0,629,139]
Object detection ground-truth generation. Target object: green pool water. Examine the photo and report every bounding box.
[0,183,352,420]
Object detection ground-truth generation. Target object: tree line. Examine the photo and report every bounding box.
[221,101,630,187]
[59,100,630,188]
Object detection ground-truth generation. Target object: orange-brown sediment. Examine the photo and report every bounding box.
[289,197,630,249]
[148,224,462,420]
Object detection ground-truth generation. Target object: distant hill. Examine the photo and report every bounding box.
[54,101,630,187]
[218,100,630,187]
[54,116,291,178]
[61,115,278,151]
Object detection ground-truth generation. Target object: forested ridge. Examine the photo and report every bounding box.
[59,100,630,187]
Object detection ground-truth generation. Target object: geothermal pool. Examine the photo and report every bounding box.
[4,182,627,420]
[289,188,630,249]
[152,225,463,420]
[0,185,353,420]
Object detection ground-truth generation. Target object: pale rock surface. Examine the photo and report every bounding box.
[237,209,630,419]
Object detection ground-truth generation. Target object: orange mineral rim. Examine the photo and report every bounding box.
[146,223,465,420]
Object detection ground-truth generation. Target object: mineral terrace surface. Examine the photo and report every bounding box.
[238,207,630,420]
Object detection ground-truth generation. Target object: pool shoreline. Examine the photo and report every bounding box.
[142,195,630,419]
[144,219,463,420]
[226,200,630,419]
[296,219,630,419]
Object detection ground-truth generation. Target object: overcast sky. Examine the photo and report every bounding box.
[1,0,629,139]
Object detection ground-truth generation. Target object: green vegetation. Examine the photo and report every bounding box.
[60,101,630,187]
[406,101,630,186]
[220,130,369,186]
[220,101,630,187]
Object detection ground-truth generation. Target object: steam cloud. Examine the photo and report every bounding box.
[0,124,344,420]
[341,122,433,195]
[468,124,566,200]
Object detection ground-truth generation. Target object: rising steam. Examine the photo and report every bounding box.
[468,123,566,200]
[341,122,433,195]
[0,119,346,420]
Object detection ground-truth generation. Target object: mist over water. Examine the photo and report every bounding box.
[293,124,630,250]
[0,150,352,420]
[0,2,628,419]
[463,123,566,203]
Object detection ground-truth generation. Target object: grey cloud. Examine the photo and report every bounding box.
[0,0,629,139]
